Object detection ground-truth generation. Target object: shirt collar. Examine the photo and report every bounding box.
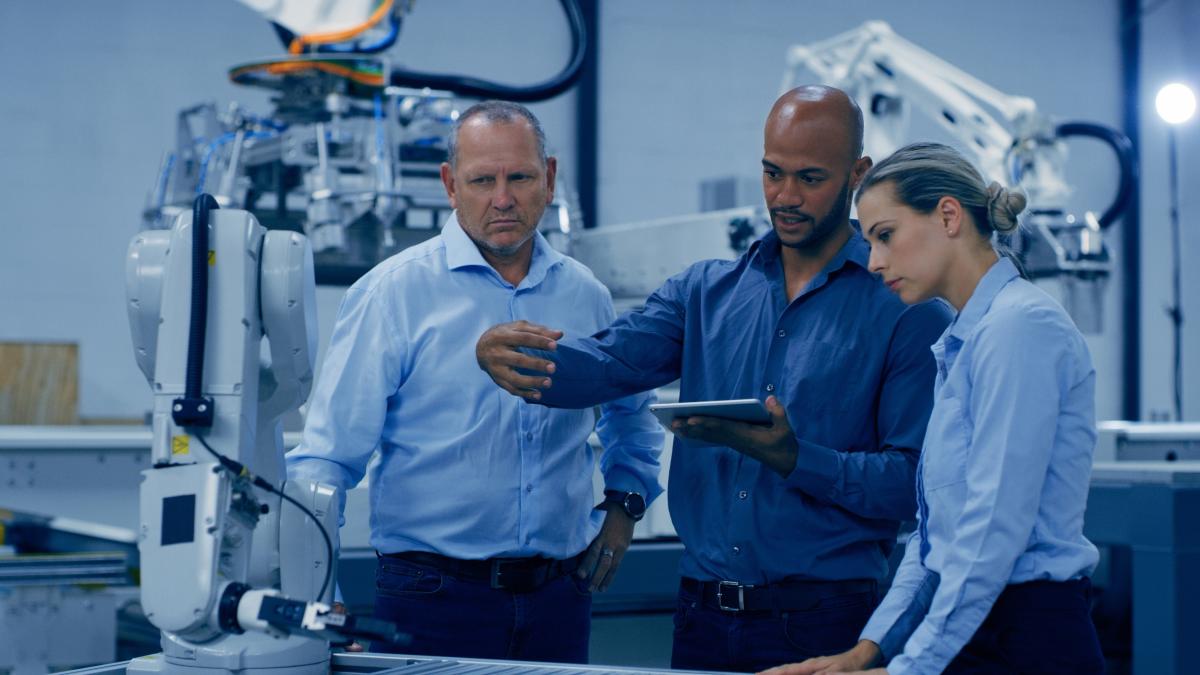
[750,222,871,276]
[947,256,1020,341]
[442,211,565,288]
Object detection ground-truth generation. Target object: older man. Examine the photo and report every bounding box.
[287,100,662,663]
[476,86,953,672]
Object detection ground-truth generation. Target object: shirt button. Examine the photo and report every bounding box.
[777,329,786,338]
[525,484,533,493]
[525,431,533,441]
[738,490,748,499]
[732,546,741,555]
[765,383,775,392]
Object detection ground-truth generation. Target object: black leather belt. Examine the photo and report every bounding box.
[381,550,584,593]
[681,576,877,613]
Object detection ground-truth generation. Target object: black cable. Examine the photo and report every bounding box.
[186,195,218,400]
[1054,122,1139,229]
[173,194,219,428]
[193,434,335,603]
[387,0,586,102]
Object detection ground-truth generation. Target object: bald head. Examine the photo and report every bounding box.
[767,85,864,163]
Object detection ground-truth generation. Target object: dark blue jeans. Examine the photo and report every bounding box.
[670,580,878,673]
[943,578,1104,674]
[370,554,593,663]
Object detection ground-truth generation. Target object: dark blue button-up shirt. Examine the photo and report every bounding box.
[540,228,952,584]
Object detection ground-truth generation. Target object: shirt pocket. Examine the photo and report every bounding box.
[922,393,971,490]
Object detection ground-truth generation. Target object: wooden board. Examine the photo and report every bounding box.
[0,342,79,425]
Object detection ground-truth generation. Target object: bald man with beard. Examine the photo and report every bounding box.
[475,86,953,672]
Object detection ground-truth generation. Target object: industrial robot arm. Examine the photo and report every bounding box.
[785,21,1046,202]
[126,195,400,672]
[785,21,1136,331]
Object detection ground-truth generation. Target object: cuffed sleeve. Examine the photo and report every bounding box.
[860,530,938,661]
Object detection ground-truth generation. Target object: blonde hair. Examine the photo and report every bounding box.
[856,142,1026,237]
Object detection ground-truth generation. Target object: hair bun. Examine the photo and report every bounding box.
[985,182,1027,233]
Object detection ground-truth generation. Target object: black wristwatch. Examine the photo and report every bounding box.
[602,489,647,522]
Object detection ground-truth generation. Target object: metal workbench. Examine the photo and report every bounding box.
[61,651,724,674]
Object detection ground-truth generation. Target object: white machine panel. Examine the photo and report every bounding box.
[137,462,228,636]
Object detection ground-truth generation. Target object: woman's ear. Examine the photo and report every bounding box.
[938,196,964,237]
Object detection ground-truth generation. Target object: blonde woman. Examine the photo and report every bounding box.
[764,142,1104,674]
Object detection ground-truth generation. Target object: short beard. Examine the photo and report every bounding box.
[777,175,852,250]
[473,229,537,258]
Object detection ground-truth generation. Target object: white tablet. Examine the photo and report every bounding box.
[649,398,771,431]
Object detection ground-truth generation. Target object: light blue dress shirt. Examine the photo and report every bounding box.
[287,214,663,560]
[539,228,953,584]
[860,257,1100,674]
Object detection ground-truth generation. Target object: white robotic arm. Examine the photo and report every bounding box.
[785,21,1065,210]
[125,197,400,673]
[786,21,1136,332]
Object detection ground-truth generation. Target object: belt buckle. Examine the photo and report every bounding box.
[717,580,750,612]
[491,559,542,592]
[490,560,511,590]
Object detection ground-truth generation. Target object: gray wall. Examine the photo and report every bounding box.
[0,0,577,420]
[0,0,272,419]
[0,0,1194,423]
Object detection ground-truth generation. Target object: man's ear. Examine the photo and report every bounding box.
[849,156,873,189]
[544,156,558,205]
[440,162,457,209]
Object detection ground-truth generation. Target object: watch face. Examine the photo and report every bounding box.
[624,492,647,518]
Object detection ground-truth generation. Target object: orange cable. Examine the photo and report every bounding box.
[288,0,394,54]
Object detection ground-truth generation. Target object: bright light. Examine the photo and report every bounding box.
[1156,83,1197,125]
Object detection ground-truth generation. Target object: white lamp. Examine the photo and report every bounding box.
[1156,83,1196,125]
[1156,82,1195,421]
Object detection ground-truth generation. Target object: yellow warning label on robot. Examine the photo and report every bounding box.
[208,250,216,266]
[172,435,190,455]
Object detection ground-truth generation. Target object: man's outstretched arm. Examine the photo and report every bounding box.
[476,273,691,407]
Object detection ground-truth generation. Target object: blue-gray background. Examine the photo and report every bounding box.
[0,0,1195,424]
